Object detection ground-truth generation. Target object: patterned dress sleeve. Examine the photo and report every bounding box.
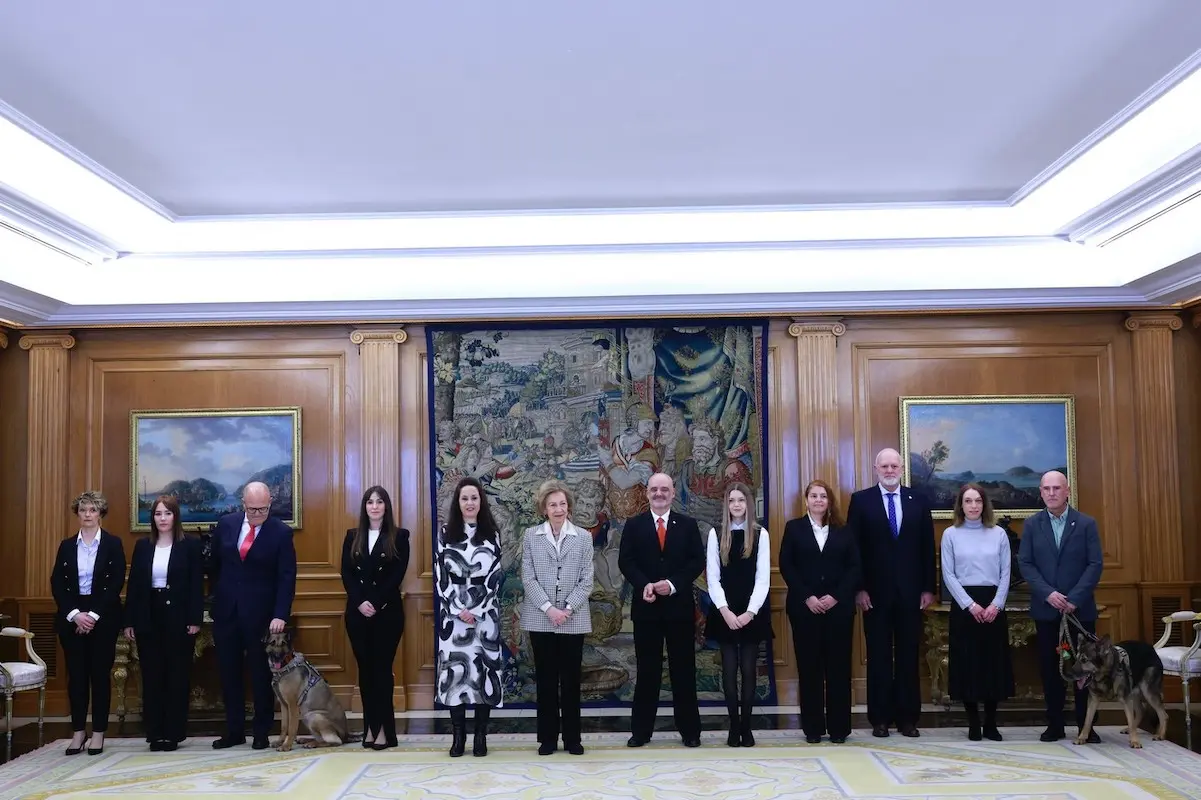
[473,540,503,618]
[434,528,464,616]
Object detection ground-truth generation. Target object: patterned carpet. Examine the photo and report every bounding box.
[3,727,1200,799]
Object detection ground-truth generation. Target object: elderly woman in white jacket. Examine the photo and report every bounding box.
[520,479,595,756]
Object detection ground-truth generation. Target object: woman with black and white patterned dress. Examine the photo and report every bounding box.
[434,476,504,757]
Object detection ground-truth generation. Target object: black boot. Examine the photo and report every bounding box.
[965,702,982,741]
[726,706,740,747]
[739,704,755,747]
[473,706,490,757]
[983,701,1002,741]
[449,707,467,757]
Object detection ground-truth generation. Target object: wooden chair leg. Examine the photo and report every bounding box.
[5,692,12,764]
[1185,676,1193,751]
[38,686,45,747]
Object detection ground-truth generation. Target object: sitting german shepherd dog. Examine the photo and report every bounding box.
[263,630,356,751]
[1070,635,1168,748]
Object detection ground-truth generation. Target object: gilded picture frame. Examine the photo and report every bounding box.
[900,395,1077,520]
[130,407,302,532]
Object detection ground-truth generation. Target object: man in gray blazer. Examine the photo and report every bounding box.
[1017,470,1103,743]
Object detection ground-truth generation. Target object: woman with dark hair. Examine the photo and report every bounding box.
[704,482,772,747]
[123,494,204,750]
[942,482,1013,740]
[434,476,503,757]
[340,486,410,750]
[51,491,126,756]
[779,479,860,744]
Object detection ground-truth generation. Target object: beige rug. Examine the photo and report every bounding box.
[2,727,1199,799]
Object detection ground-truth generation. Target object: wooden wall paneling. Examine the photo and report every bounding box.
[56,328,358,716]
[21,333,75,597]
[0,331,29,599]
[836,314,1141,701]
[1176,319,1201,584]
[765,321,799,702]
[398,326,435,708]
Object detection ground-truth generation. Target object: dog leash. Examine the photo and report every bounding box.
[1057,611,1099,680]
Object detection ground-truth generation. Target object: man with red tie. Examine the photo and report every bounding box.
[209,481,297,749]
[618,472,705,748]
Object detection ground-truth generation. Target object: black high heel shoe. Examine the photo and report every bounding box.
[65,736,87,756]
[87,736,105,756]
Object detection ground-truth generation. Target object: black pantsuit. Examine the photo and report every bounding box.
[50,531,126,734]
[124,535,204,744]
[618,510,706,744]
[779,516,860,740]
[1036,618,1095,729]
[340,528,409,744]
[529,632,585,745]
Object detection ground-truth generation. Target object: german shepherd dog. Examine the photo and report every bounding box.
[1070,635,1168,748]
[263,630,356,751]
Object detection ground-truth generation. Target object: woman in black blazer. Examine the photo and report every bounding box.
[123,494,204,751]
[779,479,860,744]
[50,491,127,756]
[341,486,410,750]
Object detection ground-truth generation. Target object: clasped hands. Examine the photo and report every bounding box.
[641,581,673,603]
[720,607,755,629]
[967,602,1000,623]
[546,606,574,627]
[804,595,839,614]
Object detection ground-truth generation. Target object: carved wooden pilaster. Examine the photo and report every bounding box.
[350,327,407,707]
[788,319,845,488]
[20,333,75,596]
[1124,313,1184,582]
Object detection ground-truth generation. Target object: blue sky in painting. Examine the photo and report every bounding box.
[908,403,1066,474]
[137,415,293,495]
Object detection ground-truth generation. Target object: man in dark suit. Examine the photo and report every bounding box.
[848,447,935,738]
[1017,470,1103,743]
[618,472,705,748]
[209,481,297,749]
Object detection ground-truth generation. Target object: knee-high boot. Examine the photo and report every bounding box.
[473,706,490,757]
[449,706,467,757]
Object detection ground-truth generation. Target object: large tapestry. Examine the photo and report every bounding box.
[427,321,771,706]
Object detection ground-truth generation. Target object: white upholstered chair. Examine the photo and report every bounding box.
[0,626,47,762]
[1154,610,1201,749]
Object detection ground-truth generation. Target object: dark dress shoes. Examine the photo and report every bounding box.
[149,740,163,752]
[899,724,920,738]
[212,735,246,750]
[1039,727,1066,742]
[65,739,86,756]
[727,729,741,747]
[252,736,270,750]
[538,742,556,756]
[566,742,585,755]
[806,735,822,744]
[872,725,890,738]
[830,736,847,744]
[682,736,701,748]
[626,735,649,748]
[160,741,178,752]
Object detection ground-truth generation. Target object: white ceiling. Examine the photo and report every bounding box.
[0,1,1199,216]
[0,1,1200,326]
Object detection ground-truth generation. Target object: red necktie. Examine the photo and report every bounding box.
[656,517,666,551]
[239,525,257,560]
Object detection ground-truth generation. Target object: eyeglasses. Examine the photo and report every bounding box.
[244,505,270,515]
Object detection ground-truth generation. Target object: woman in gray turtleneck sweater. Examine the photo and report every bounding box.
[941,483,1014,741]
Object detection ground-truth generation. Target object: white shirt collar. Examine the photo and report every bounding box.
[544,520,579,537]
[878,483,902,497]
[652,510,671,525]
[77,529,102,546]
[808,514,828,531]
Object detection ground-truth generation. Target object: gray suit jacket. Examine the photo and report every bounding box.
[1017,506,1103,622]
[519,521,594,634]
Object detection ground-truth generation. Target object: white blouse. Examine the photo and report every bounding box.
[705,526,771,615]
[152,544,172,588]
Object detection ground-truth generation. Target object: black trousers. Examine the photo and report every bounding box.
[791,610,854,739]
[1036,618,1095,729]
[58,598,119,733]
[214,615,275,739]
[529,631,585,746]
[346,605,404,743]
[863,594,923,728]
[631,618,700,740]
[136,591,195,743]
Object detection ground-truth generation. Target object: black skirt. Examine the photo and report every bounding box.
[948,585,1014,702]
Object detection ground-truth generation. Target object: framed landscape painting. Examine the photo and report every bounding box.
[130,407,302,532]
[900,395,1076,519]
